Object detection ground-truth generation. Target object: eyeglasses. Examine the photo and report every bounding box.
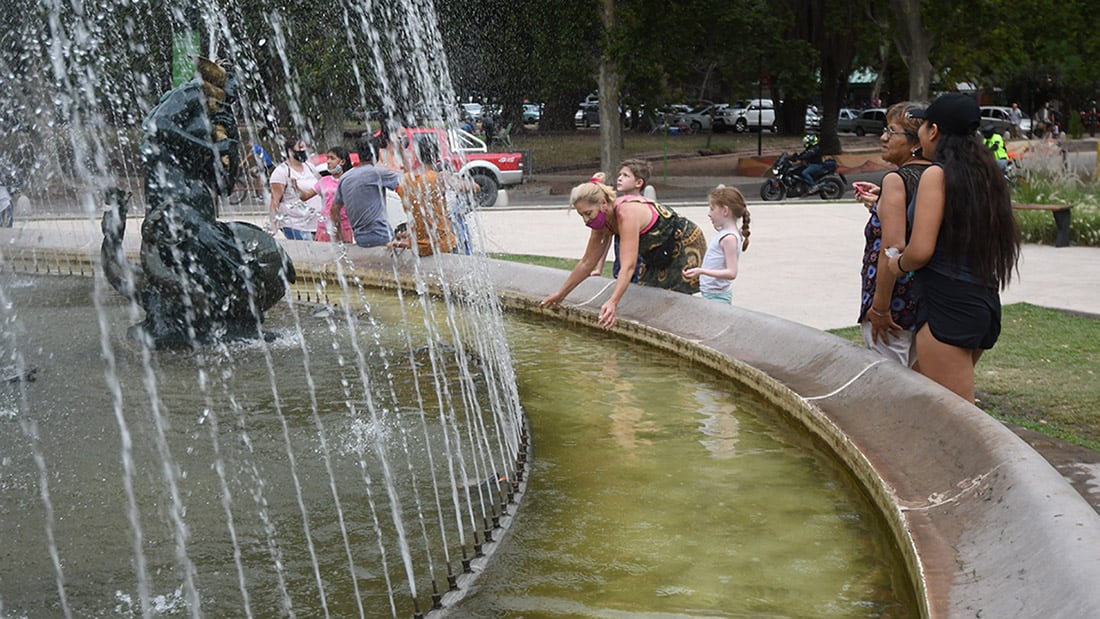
[881,127,912,138]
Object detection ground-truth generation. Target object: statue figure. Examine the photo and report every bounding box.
[102,58,295,348]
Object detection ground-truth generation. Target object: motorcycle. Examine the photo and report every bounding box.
[759,152,847,201]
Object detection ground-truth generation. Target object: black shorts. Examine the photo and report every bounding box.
[914,268,1002,350]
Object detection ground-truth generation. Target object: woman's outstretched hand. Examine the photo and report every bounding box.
[539,292,564,309]
[598,300,617,329]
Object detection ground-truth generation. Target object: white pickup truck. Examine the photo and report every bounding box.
[717,99,777,133]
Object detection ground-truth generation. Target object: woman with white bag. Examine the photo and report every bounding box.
[267,135,322,240]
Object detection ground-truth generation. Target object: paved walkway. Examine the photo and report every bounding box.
[473,200,1098,330]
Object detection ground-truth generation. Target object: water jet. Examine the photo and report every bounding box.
[2,1,1099,616]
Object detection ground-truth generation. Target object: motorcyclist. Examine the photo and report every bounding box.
[792,134,825,190]
[981,124,1009,173]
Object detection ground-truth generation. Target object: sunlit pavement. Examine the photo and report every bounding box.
[471,200,1099,330]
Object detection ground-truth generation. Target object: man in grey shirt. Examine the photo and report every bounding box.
[332,135,401,247]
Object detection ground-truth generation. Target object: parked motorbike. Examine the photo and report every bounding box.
[759,153,847,201]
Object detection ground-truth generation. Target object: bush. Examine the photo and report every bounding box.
[1012,170,1100,246]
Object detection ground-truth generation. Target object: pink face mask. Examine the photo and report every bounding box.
[585,210,608,230]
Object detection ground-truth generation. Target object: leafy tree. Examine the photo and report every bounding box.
[769,0,873,154]
[435,0,600,132]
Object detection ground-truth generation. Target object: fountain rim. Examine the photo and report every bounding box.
[288,243,1100,619]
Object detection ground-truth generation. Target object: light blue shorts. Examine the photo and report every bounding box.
[702,289,732,304]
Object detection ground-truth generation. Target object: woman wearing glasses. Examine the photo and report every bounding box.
[852,102,932,367]
[886,93,1020,402]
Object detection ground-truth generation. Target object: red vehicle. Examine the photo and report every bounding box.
[402,127,524,207]
[308,127,524,207]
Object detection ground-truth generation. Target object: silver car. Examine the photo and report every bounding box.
[850,108,886,136]
[980,106,1032,138]
[836,108,860,133]
[679,104,716,132]
[574,102,599,128]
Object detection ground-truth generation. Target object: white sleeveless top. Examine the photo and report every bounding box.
[699,228,742,295]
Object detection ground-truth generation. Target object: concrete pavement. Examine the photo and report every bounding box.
[472,199,1098,330]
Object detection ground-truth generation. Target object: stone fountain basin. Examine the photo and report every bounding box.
[283,242,1100,619]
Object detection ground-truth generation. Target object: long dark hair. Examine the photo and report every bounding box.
[933,132,1020,288]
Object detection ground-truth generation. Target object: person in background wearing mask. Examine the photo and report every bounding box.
[294,145,353,243]
[267,136,322,240]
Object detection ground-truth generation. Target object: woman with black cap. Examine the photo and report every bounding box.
[885,93,1021,402]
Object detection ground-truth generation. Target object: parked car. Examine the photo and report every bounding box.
[980,106,1032,138]
[574,102,599,128]
[460,102,482,122]
[367,127,524,208]
[719,99,777,133]
[805,105,821,131]
[523,103,542,125]
[836,108,860,133]
[850,108,887,136]
[678,103,717,132]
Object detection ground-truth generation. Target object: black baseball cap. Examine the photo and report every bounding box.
[909,93,981,136]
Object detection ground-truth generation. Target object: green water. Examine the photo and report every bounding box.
[0,275,915,617]
[460,315,917,617]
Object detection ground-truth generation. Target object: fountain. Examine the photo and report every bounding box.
[3,1,1100,618]
[100,57,295,348]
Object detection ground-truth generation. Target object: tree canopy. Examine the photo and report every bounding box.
[2,0,1098,176]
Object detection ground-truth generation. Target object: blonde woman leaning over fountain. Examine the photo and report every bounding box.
[540,173,706,330]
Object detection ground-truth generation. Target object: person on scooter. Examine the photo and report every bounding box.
[981,124,1009,173]
[793,134,825,191]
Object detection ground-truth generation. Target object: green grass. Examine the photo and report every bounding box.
[489,253,578,271]
[488,252,612,276]
[830,304,1100,451]
[509,130,801,172]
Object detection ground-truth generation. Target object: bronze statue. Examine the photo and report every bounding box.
[102,58,295,348]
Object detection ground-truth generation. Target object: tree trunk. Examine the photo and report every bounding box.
[320,106,346,150]
[891,0,933,101]
[598,0,622,175]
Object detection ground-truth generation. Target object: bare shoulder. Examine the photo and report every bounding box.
[918,164,944,186]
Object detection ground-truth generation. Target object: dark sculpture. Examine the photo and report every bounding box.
[102,58,295,348]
